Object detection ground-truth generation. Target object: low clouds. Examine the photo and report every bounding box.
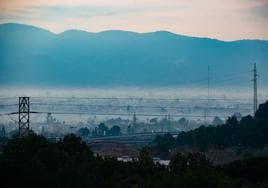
[0,0,268,40]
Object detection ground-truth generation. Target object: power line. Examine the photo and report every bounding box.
[28,102,251,110]
[0,111,229,118]
[0,96,264,102]
[8,114,18,124]
[204,65,210,123]
[0,112,18,116]
[19,111,230,118]
[0,104,17,107]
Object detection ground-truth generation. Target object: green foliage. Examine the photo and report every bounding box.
[0,135,8,151]
[155,101,268,151]
[109,125,121,136]
[0,132,268,187]
[153,133,175,152]
[170,152,212,175]
[169,153,189,174]
[98,123,109,136]
[78,127,90,137]
[222,156,268,183]
[93,123,122,137]
[255,101,268,124]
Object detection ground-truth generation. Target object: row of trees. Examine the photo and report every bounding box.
[1,133,268,188]
[78,123,121,137]
[154,101,268,152]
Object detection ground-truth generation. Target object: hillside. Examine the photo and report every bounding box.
[1,23,268,87]
[153,101,268,154]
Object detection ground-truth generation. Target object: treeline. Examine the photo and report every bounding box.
[154,101,268,152]
[78,123,121,138]
[1,133,268,188]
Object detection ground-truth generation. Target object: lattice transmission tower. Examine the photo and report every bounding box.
[252,63,258,115]
[18,97,30,137]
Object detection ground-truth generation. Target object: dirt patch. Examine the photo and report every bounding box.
[89,141,139,157]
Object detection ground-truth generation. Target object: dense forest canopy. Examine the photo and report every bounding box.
[1,133,268,188]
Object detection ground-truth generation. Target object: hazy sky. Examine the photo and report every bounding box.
[0,0,268,40]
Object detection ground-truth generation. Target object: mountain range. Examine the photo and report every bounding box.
[0,23,268,87]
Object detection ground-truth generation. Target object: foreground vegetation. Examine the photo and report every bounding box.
[0,101,267,187]
[0,133,268,188]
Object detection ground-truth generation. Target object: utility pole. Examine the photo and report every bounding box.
[133,112,137,133]
[161,120,164,133]
[204,65,210,124]
[207,65,210,114]
[252,63,258,115]
[18,97,30,137]
[167,114,171,132]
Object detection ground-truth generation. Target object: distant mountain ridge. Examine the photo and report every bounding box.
[0,23,267,87]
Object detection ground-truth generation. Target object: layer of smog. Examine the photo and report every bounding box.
[1,87,267,136]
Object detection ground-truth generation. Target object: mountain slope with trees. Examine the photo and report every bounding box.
[154,101,268,152]
[1,23,268,87]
